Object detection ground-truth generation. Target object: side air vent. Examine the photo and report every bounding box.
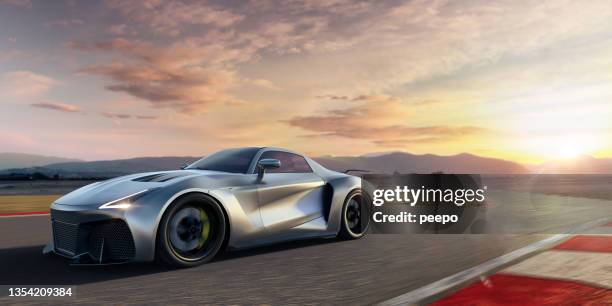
[322,183,334,221]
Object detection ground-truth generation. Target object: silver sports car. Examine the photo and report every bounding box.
[44,147,367,267]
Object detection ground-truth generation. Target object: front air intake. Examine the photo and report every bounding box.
[51,209,136,263]
[52,219,80,256]
[88,220,136,263]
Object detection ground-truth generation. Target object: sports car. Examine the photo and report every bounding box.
[44,147,367,267]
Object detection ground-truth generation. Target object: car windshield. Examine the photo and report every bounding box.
[186,147,259,173]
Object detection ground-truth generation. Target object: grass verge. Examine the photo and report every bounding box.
[0,195,61,214]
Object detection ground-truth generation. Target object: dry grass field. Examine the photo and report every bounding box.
[0,195,60,214]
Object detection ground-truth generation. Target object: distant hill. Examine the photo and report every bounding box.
[0,151,527,179]
[530,155,612,174]
[315,152,528,174]
[17,151,612,178]
[0,156,199,179]
[0,153,81,170]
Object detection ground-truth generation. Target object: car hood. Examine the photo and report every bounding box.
[53,170,242,207]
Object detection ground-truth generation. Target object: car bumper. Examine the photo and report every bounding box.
[49,206,136,264]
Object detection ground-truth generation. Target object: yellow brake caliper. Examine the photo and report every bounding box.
[198,208,211,248]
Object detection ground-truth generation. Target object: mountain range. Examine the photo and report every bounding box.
[315,152,527,174]
[1,151,611,178]
[529,155,612,174]
[0,156,199,179]
[0,153,81,170]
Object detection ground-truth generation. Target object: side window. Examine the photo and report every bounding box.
[258,151,313,173]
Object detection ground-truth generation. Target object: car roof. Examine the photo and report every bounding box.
[258,147,305,156]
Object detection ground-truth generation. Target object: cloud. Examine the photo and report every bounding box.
[105,0,244,36]
[71,1,386,114]
[245,78,281,91]
[101,112,157,120]
[287,95,484,146]
[135,115,157,120]
[315,94,350,100]
[101,112,131,119]
[31,101,81,113]
[0,0,31,8]
[1,71,55,98]
[240,0,612,94]
[30,0,612,160]
[74,39,236,113]
[45,19,83,27]
[414,99,443,106]
[107,24,132,35]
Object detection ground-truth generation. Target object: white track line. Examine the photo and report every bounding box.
[378,218,609,306]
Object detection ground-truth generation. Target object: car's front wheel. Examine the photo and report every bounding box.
[338,189,369,240]
[156,193,226,268]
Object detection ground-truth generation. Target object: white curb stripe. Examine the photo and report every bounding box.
[503,250,612,289]
[378,218,609,306]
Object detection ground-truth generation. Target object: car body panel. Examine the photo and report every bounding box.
[257,172,325,231]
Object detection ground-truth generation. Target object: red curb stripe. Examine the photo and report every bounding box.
[554,235,612,253]
[0,211,49,217]
[430,274,612,306]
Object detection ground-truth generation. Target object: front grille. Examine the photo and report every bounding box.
[89,220,135,262]
[52,220,80,256]
[51,209,82,224]
[51,210,136,263]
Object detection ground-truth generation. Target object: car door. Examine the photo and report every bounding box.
[255,151,326,234]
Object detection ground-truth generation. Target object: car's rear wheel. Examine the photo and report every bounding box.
[156,193,226,268]
[338,189,368,240]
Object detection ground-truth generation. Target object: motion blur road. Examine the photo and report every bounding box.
[0,191,610,305]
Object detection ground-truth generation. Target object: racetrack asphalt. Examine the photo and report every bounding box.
[0,191,611,305]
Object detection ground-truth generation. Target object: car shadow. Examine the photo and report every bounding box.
[0,238,338,286]
[215,237,338,262]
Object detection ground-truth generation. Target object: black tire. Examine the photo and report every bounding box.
[156,193,226,268]
[338,189,368,240]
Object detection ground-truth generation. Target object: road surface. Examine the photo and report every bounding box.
[0,191,610,304]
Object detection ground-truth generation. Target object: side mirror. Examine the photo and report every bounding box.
[257,158,281,182]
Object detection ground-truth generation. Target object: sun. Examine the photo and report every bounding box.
[551,143,584,159]
[541,134,600,160]
[517,135,597,162]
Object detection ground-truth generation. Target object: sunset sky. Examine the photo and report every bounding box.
[1,0,611,163]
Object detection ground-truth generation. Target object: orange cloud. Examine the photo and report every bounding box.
[315,94,350,100]
[74,39,235,113]
[101,112,157,120]
[135,115,157,120]
[31,101,81,113]
[101,112,131,119]
[287,95,484,146]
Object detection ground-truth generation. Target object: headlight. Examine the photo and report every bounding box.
[99,189,151,209]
